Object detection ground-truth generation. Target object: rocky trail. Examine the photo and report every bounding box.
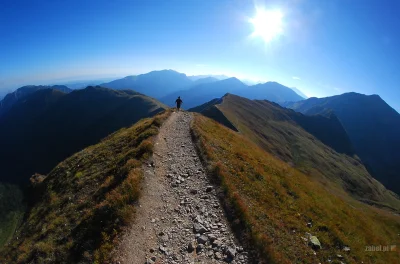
[115,111,250,264]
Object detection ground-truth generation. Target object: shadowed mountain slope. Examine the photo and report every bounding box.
[161,78,304,109]
[284,93,400,195]
[0,85,72,117]
[0,86,166,186]
[193,94,399,210]
[0,111,171,263]
[191,101,238,132]
[188,98,223,113]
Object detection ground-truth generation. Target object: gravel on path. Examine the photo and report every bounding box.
[116,111,250,264]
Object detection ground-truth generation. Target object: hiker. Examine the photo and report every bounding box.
[175,96,183,111]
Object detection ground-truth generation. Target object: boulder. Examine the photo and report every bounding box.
[309,236,321,249]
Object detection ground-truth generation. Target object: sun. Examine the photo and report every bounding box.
[250,8,283,43]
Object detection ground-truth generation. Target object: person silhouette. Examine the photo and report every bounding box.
[175,96,183,111]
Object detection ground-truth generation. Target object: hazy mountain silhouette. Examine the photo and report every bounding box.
[99,70,304,107]
[191,94,399,209]
[291,87,308,99]
[162,78,304,108]
[240,79,264,85]
[192,76,219,85]
[0,91,8,100]
[53,78,117,89]
[161,77,246,108]
[284,92,400,194]
[188,74,230,81]
[235,82,304,102]
[0,86,166,186]
[0,85,72,117]
[101,70,192,98]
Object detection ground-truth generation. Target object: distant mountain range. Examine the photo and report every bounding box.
[101,70,193,98]
[2,70,307,111]
[99,70,305,106]
[52,78,117,89]
[284,93,400,195]
[192,76,219,85]
[188,74,230,81]
[0,86,166,185]
[161,77,304,109]
[191,94,400,208]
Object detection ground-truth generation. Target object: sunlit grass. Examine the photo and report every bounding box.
[191,114,400,263]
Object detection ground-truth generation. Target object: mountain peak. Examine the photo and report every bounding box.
[221,77,244,84]
[101,70,192,98]
[147,69,186,76]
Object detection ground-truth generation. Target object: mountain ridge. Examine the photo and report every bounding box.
[0,85,72,117]
[284,92,400,195]
[191,93,400,210]
[0,86,166,185]
[101,70,192,98]
[162,78,304,109]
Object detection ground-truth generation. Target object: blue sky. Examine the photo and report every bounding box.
[1,0,399,111]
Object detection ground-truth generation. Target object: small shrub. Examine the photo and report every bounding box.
[75,171,83,179]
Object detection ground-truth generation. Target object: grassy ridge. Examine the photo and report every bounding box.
[0,110,170,264]
[0,86,167,186]
[0,183,25,247]
[191,114,400,263]
[216,94,400,211]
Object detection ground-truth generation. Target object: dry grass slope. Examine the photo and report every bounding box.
[0,111,171,264]
[191,114,400,264]
[217,94,400,211]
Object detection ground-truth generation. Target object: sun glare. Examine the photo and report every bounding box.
[250,8,283,43]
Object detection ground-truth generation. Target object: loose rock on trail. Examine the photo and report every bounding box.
[115,111,250,264]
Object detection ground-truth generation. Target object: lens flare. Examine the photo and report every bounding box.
[250,8,283,43]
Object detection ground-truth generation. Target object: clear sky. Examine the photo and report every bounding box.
[1,0,399,111]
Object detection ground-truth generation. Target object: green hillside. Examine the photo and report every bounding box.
[0,111,171,264]
[191,114,400,263]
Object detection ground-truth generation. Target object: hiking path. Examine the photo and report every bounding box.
[115,111,250,264]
